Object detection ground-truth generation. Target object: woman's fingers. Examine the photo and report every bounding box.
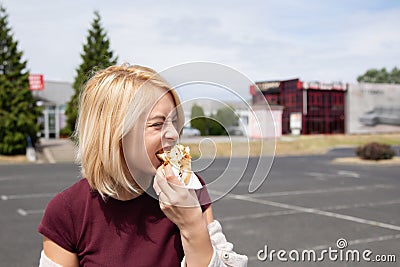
[163,164,184,186]
[154,166,174,196]
[154,164,199,208]
[155,164,184,192]
[153,176,161,196]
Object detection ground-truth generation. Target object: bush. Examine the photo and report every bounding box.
[60,127,73,138]
[355,142,396,161]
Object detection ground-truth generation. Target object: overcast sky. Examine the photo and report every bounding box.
[2,0,400,99]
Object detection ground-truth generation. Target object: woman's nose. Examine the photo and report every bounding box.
[163,124,179,141]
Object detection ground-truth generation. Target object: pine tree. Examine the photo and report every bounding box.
[0,5,41,155]
[64,11,118,136]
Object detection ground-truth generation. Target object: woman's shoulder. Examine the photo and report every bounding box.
[49,178,92,208]
[39,179,92,231]
[61,178,91,196]
[39,179,91,253]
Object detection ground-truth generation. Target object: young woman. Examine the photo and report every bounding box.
[38,64,247,267]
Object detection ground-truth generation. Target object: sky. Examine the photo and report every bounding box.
[1,0,400,100]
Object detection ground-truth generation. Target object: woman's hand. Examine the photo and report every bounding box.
[153,164,214,266]
[153,164,203,231]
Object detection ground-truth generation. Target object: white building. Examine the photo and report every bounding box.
[33,81,74,139]
[248,104,283,139]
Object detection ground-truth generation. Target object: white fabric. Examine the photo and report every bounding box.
[181,220,248,267]
[171,166,202,189]
[39,250,62,267]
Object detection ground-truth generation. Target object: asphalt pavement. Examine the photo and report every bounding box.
[1,149,400,266]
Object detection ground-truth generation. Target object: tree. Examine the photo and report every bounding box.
[390,67,400,84]
[63,11,118,136]
[190,105,238,136]
[206,115,226,135]
[357,67,400,84]
[214,106,239,129]
[0,5,41,155]
[205,107,239,136]
[191,104,207,135]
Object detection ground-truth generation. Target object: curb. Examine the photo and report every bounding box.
[331,157,400,165]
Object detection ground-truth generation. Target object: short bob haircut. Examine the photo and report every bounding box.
[75,64,183,199]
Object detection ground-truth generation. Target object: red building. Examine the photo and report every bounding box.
[250,79,347,135]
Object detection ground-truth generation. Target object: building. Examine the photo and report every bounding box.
[248,104,283,139]
[250,79,347,135]
[33,81,74,139]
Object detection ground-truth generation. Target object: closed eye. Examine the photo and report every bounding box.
[149,122,164,127]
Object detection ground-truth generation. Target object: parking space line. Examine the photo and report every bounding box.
[337,170,360,178]
[0,176,21,182]
[306,171,361,179]
[307,233,400,251]
[210,190,400,232]
[219,199,400,222]
[247,184,391,198]
[322,199,400,211]
[1,193,55,200]
[220,210,301,222]
[17,208,44,216]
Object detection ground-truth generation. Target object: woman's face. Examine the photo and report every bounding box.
[123,88,179,189]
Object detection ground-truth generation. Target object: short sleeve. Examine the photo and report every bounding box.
[195,174,212,212]
[38,193,77,253]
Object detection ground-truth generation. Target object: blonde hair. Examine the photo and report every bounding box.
[75,64,183,199]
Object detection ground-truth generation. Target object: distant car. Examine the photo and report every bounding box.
[227,126,245,136]
[359,106,400,126]
[181,126,201,136]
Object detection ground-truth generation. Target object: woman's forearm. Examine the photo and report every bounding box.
[180,218,214,267]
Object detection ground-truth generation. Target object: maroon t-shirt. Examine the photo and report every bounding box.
[38,177,211,267]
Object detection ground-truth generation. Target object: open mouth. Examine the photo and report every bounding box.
[155,147,171,165]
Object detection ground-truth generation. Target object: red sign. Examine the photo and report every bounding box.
[249,84,255,95]
[29,74,44,91]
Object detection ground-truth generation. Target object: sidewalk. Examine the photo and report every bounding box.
[35,137,217,163]
[36,136,243,163]
[37,138,77,163]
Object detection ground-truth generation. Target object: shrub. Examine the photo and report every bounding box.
[59,127,72,138]
[355,142,396,161]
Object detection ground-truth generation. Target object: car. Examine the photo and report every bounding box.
[227,126,245,136]
[359,106,400,126]
[181,126,201,136]
[359,109,380,126]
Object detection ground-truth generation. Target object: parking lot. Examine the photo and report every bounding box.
[1,151,399,266]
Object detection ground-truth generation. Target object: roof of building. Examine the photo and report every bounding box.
[34,81,74,106]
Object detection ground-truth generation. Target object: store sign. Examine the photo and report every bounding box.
[290,112,302,129]
[290,112,302,135]
[302,81,346,91]
[256,81,280,92]
[29,74,44,91]
[249,84,256,95]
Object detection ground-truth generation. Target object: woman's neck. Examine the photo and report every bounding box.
[114,186,144,201]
